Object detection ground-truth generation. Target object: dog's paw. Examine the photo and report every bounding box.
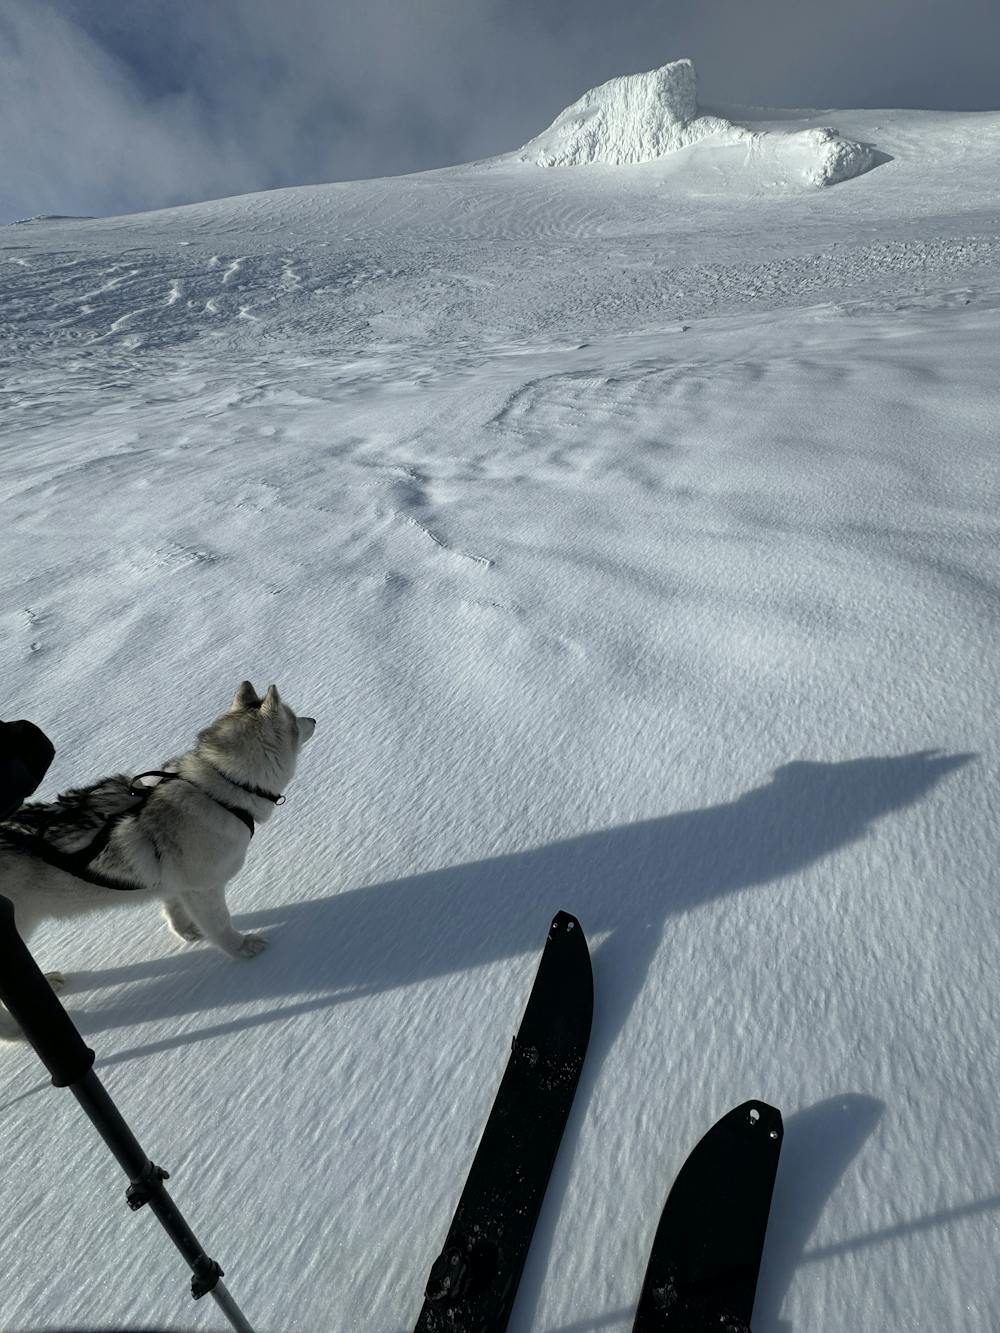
[236,934,267,959]
[174,924,204,944]
[43,972,66,992]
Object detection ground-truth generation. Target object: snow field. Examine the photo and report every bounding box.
[2,75,1000,1332]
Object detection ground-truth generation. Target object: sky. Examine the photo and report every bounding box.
[1,0,998,223]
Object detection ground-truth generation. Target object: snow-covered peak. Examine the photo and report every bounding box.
[518,58,877,187]
[519,59,734,167]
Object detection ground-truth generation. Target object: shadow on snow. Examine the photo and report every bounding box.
[1,748,979,1328]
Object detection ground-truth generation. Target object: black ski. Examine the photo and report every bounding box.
[414,910,593,1333]
[632,1100,783,1332]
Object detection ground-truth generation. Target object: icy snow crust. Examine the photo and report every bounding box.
[518,59,876,187]
[2,87,1000,1333]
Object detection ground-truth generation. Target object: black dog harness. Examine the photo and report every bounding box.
[131,766,285,837]
[1,765,284,893]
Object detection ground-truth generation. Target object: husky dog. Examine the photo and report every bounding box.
[0,681,315,1042]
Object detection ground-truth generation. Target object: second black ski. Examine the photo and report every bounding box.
[632,1100,783,1331]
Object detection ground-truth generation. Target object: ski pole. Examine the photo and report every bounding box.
[0,894,255,1333]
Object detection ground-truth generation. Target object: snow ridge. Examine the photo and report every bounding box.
[519,58,876,187]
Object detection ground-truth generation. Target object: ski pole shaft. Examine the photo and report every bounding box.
[0,894,255,1333]
[0,895,95,1086]
[68,1067,256,1333]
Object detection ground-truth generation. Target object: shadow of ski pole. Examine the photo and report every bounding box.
[752,1093,884,1332]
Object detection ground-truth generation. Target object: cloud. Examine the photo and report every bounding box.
[0,2,256,220]
[1,0,590,221]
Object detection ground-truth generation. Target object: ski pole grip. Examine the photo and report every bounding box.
[0,894,95,1086]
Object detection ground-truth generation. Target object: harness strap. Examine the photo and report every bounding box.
[131,771,258,837]
[2,831,149,893]
[5,769,260,893]
[1,793,153,892]
[201,761,284,806]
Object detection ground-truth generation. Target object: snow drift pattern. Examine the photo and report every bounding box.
[519,59,876,187]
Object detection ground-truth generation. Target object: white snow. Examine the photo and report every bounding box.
[2,64,1000,1333]
[518,58,734,166]
[517,59,876,187]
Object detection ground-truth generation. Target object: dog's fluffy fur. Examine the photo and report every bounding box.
[0,681,315,1042]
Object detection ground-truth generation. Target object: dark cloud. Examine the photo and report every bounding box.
[1,0,997,222]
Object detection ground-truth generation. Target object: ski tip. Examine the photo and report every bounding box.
[735,1100,783,1145]
[550,910,583,938]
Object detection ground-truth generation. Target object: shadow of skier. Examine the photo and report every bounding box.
[501,751,968,1332]
[65,749,971,1056]
[1,749,973,1332]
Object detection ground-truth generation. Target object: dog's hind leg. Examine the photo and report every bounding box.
[0,974,68,1042]
[162,896,204,944]
[177,885,267,960]
[0,1007,25,1042]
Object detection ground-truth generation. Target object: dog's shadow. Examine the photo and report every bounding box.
[58,749,969,1062]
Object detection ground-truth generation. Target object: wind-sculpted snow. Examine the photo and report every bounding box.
[3,100,998,368]
[518,59,737,167]
[518,59,876,187]
[797,127,878,186]
[2,204,997,365]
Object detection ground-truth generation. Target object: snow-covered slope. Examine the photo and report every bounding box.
[2,73,1000,1333]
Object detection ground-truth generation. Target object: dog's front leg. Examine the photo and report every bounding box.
[178,886,267,959]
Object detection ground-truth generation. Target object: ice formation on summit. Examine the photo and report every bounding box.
[519,59,733,167]
[518,58,876,187]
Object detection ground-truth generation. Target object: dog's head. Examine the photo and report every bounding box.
[197,682,316,791]
[229,681,316,742]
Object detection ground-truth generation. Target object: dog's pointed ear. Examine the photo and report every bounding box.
[261,684,281,714]
[230,681,260,712]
